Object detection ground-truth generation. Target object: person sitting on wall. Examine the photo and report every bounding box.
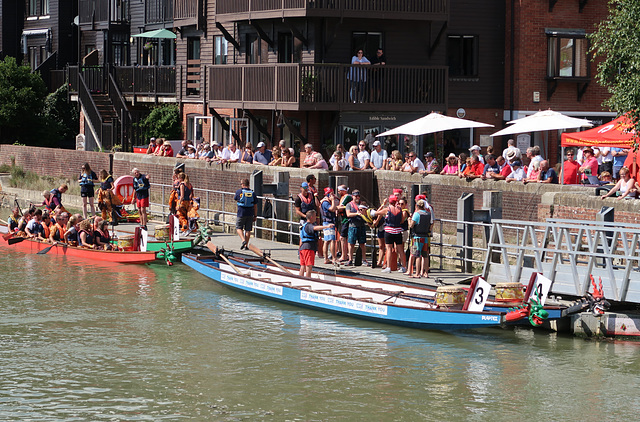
[401,151,424,174]
[506,160,525,182]
[254,142,273,165]
[309,152,329,169]
[240,143,254,164]
[302,143,318,168]
[420,152,440,175]
[281,147,296,167]
[220,142,240,164]
[176,140,190,158]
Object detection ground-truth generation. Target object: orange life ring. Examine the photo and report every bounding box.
[114,175,135,205]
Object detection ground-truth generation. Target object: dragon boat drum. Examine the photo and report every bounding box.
[117,235,135,251]
[494,282,524,303]
[154,224,171,241]
[435,285,466,308]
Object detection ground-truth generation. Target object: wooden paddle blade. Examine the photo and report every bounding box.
[206,241,217,255]
[247,243,263,257]
[7,237,26,245]
[37,243,56,254]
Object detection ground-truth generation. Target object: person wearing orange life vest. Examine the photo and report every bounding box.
[97,169,120,222]
[49,212,68,243]
[176,173,194,232]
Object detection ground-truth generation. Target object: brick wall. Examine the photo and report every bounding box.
[2,145,639,224]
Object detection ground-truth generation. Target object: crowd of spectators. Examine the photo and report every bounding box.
[148,137,637,199]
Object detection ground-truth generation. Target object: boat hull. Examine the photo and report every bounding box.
[182,254,505,331]
[1,234,156,264]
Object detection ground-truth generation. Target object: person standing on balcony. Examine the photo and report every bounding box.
[370,48,386,102]
[349,49,370,103]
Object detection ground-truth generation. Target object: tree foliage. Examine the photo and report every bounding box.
[137,104,182,140]
[42,84,79,149]
[590,0,640,143]
[0,57,48,144]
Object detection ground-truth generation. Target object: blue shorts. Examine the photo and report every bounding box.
[323,227,336,241]
[348,226,367,245]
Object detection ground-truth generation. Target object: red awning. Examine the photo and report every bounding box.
[561,115,637,149]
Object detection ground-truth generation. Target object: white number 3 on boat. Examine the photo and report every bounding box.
[467,278,492,312]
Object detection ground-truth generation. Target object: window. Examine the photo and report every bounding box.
[214,36,228,64]
[277,33,302,64]
[352,32,382,59]
[547,30,588,78]
[28,0,37,16]
[28,46,39,69]
[41,0,49,15]
[187,37,201,96]
[111,33,129,66]
[447,35,478,77]
[246,34,268,64]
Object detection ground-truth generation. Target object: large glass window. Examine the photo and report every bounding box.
[352,32,382,60]
[41,0,50,15]
[547,35,588,78]
[28,0,37,16]
[447,35,478,77]
[214,36,228,64]
[246,34,268,64]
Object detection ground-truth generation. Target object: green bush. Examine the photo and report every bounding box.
[137,104,182,140]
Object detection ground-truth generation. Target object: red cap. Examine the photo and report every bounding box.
[415,194,427,202]
[388,195,398,205]
[324,187,334,195]
[393,189,403,196]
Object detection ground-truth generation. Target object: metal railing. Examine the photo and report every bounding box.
[79,0,129,24]
[148,182,489,272]
[78,71,112,149]
[482,219,640,303]
[146,0,173,23]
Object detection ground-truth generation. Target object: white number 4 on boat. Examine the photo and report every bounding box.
[467,278,492,312]
[529,273,552,306]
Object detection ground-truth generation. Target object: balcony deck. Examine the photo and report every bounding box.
[208,64,448,112]
[215,0,448,21]
[79,0,130,27]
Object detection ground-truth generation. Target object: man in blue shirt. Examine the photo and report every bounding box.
[611,147,629,180]
[253,142,273,165]
[234,178,257,250]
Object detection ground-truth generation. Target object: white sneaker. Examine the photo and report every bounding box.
[361,260,370,267]
[381,267,391,273]
[398,267,406,273]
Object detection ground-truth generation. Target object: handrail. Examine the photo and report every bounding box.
[108,71,131,150]
[35,51,59,92]
[77,72,106,149]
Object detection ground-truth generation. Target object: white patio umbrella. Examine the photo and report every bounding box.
[490,109,593,186]
[377,112,494,137]
[490,109,592,137]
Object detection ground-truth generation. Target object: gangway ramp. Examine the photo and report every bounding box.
[482,219,640,303]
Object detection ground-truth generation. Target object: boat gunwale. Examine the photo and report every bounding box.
[184,253,505,316]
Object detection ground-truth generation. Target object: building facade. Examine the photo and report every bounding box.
[65,0,613,164]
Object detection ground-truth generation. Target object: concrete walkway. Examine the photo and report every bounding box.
[120,218,477,290]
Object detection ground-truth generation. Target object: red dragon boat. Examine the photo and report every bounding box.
[1,225,156,264]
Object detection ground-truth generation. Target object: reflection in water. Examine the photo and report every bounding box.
[0,250,639,419]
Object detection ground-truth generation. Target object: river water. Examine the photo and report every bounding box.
[1,249,639,421]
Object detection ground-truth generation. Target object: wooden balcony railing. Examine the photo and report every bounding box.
[113,66,177,97]
[208,64,448,111]
[174,0,198,20]
[146,0,173,23]
[216,0,448,18]
[79,0,129,25]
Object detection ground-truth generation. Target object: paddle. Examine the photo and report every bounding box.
[37,242,58,255]
[8,237,26,245]
[206,241,243,274]
[246,243,294,275]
